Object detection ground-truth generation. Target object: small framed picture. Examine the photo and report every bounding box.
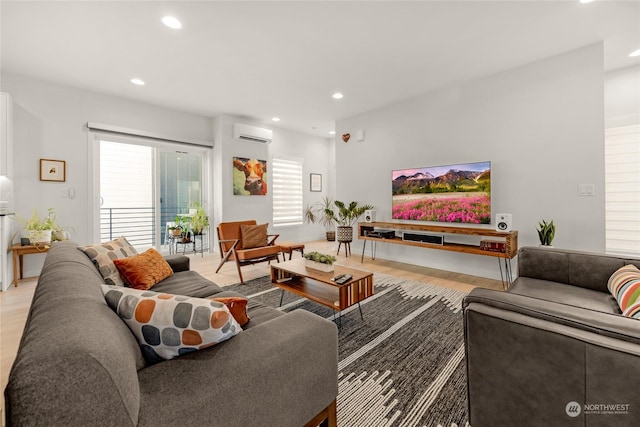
[310,173,322,192]
[40,159,66,182]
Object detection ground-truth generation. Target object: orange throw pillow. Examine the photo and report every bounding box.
[212,297,250,326]
[240,223,268,249]
[113,248,174,290]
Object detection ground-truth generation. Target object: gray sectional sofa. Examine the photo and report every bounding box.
[464,246,640,427]
[4,241,338,427]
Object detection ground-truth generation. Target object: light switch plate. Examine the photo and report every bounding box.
[578,184,595,196]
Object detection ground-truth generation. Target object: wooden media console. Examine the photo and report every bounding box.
[357,221,518,287]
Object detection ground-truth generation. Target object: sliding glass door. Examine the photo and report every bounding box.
[93,134,210,253]
[99,141,155,247]
[159,150,204,248]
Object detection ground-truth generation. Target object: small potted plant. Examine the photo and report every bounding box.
[304,251,337,273]
[304,197,336,241]
[190,201,209,235]
[169,215,188,237]
[537,219,556,247]
[19,208,62,245]
[324,200,374,244]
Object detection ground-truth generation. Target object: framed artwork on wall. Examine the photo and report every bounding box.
[233,157,268,195]
[39,159,66,182]
[310,173,322,192]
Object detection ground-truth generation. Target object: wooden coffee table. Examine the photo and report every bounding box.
[270,259,374,323]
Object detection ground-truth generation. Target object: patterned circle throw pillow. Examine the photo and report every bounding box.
[79,237,138,286]
[101,286,242,363]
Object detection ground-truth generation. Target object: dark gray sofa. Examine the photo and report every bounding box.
[4,241,338,427]
[463,246,640,427]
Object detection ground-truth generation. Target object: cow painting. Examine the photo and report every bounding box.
[233,157,268,195]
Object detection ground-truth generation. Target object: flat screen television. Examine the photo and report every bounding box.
[392,161,491,224]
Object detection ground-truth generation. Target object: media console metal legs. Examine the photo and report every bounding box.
[498,257,513,290]
[360,239,377,262]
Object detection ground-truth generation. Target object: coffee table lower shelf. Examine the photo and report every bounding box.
[270,261,374,325]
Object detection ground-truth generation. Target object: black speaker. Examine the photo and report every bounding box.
[402,232,444,245]
[495,213,513,232]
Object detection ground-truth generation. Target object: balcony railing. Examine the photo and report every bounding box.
[100,207,193,247]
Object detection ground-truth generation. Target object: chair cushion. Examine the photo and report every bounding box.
[113,248,174,290]
[236,245,282,261]
[101,286,242,364]
[79,236,138,286]
[240,223,268,249]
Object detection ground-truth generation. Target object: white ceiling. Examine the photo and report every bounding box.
[1,1,639,138]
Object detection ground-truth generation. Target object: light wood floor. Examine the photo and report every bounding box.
[0,239,503,422]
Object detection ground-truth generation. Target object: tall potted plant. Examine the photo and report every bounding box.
[304,196,336,241]
[324,200,373,244]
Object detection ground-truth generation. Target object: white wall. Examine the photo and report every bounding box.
[1,72,214,277]
[605,65,640,128]
[212,114,333,247]
[335,44,605,280]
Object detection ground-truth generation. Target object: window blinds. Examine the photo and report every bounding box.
[605,124,640,256]
[272,158,303,226]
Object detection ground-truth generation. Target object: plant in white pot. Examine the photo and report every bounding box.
[19,208,63,245]
[324,200,373,244]
[304,251,337,273]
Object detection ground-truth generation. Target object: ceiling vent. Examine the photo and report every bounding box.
[233,123,273,144]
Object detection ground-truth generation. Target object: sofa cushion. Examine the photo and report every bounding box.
[240,223,269,248]
[509,278,621,314]
[79,236,138,286]
[151,271,224,297]
[607,264,640,311]
[568,252,626,293]
[113,248,174,290]
[102,286,242,363]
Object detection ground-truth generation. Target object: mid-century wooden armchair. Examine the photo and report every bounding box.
[215,220,281,284]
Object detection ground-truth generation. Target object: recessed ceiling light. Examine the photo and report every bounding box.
[629,49,640,58]
[130,78,145,86]
[271,117,281,122]
[332,92,344,100]
[329,131,336,135]
[162,16,182,29]
[579,0,595,4]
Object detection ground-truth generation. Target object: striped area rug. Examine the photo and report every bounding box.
[223,273,470,427]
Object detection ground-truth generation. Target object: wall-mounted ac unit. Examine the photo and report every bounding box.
[233,123,273,144]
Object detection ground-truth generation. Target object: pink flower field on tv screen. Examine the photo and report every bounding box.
[392,194,491,224]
